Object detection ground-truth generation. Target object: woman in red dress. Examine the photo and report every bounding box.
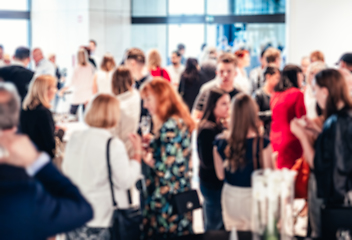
[147,49,171,82]
[270,65,306,169]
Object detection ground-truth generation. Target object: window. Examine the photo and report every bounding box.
[168,0,205,15]
[0,0,28,11]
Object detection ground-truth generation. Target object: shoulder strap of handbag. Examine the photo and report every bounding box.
[106,137,132,208]
[252,136,264,170]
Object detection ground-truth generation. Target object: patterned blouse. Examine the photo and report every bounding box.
[142,117,193,239]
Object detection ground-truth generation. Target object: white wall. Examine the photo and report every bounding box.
[286,0,352,66]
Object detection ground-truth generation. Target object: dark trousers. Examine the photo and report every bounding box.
[200,183,224,231]
[70,104,86,115]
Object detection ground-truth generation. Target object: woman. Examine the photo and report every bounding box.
[291,69,352,238]
[147,49,171,82]
[63,94,142,240]
[213,93,273,231]
[234,50,251,94]
[66,48,95,115]
[253,66,281,138]
[93,53,116,94]
[270,64,306,169]
[111,66,141,158]
[197,89,231,231]
[178,58,207,112]
[140,78,195,239]
[304,61,326,119]
[21,75,57,158]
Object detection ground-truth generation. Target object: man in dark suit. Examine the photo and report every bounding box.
[0,82,93,240]
[0,46,34,102]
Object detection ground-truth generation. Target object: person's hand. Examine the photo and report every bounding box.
[302,116,323,134]
[0,134,40,168]
[129,133,142,163]
[143,152,155,168]
[290,118,307,140]
[142,133,153,148]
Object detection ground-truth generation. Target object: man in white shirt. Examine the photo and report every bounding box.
[32,48,56,76]
[166,51,185,90]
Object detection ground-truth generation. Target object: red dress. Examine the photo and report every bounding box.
[270,88,306,169]
[150,67,171,82]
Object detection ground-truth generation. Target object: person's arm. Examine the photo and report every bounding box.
[213,146,225,181]
[191,91,207,121]
[295,92,307,118]
[92,73,98,94]
[110,137,141,190]
[262,143,274,169]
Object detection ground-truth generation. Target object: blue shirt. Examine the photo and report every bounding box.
[214,137,270,187]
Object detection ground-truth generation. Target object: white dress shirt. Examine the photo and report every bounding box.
[35,59,56,76]
[166,64,185,90]
[304,85,318,119]
[62,127,141,228]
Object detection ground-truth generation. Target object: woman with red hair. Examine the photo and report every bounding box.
[140,78,195,239]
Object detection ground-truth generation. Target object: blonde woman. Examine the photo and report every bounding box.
[63,94,142,239]
[111,66,141,158]
[21,75,57,158]
[92,53,116,94]
[148,49,171,82]
[61,48,95,115]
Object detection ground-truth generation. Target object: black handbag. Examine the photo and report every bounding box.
[321,203,352,239]
[106,138,143,240]
[171,189,201,215]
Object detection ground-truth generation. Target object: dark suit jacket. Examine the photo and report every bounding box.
[20,104,56,158]
[0,65,34,102]
[0,162,93,240]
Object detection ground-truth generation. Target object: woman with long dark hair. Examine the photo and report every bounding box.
[213,93,273,231]
[178,58,207,111]
[197,89,231,231]
[270,64,306,169]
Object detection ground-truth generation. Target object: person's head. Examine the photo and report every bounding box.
[32,48,44,65]
[338,53,352,71]
[89,40,97,53]
[14,47,30,67]
[264,66,281,89]
[0,82,21,131]
[225,93,260,171]
[140,78,195,131]
[338,68,352,96]
[111,66,133,95]
[274,64,303,92]
[0,45,3,59]
[48,53,56,64]
[177,43,185,56]
[313,69,352,119]
[264,47,281,68]
[77,48,88,66]
[23,75,57,110]
[147,49,162,70]
[85,94,120,129]
[100,53,116,72]
[259,48,268,68]
[216,53,238,87]
[310,51,325,63]
[300,56,310,75]
[201,88,231,125]
[171,51,182,66]
[234,50,250,68]
[306,61,326,86]
[183,58,199,83]
[125,48,145,76]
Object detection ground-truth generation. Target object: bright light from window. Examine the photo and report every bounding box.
[0,0,28,11]
[168,0,204,15]
[0,20,29,57]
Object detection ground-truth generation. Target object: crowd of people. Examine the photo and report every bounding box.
[1,39,352,240]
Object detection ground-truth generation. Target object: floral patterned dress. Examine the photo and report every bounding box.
[142,117,193,239]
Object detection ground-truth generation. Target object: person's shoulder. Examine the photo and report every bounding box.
[200,79,217,92]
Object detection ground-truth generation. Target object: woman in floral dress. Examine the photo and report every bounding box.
[140,78,196,239]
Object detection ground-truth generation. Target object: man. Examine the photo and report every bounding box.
[0,82,93,240]
[166,51,185,90]
[301,56,310,75]
[125,48,151,90]
[264,47,281,69]
[49,53,65,111]
[0,47,34,102]
[338,53,352,72]
[192,53,240,120]
[249,48,268,94]
[177,43,186,65]
[0,45,5,67]
[89,39,100,66]
[32,48,56,76]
